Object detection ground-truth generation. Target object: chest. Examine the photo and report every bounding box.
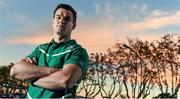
[38,46,69,69]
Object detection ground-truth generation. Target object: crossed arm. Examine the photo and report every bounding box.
[10,58,82,90]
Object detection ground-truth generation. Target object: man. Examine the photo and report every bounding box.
[10,3,89,98]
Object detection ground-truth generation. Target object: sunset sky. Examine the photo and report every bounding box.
[0,0,180,65]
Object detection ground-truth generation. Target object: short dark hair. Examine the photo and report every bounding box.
[53,3,77,23]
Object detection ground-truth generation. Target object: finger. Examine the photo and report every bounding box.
[25,58,30,62]
[25,58,29,62]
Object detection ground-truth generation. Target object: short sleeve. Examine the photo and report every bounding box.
[26,46,41,60]
[64,48,89,74]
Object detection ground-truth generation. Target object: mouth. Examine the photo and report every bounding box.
[57,25,65,31]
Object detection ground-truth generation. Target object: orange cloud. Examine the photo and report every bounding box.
[121,11,180,31]
[4,14,179,53]
[4,33,51,45]
[5,18,120,53]
[4,23,177,53]
[72,20,118,53]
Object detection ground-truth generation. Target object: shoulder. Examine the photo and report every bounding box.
[64,40,88,56]
[68,43,88,55]
[39,43,49,47]
[36,43,50,49]
[64,43,89,71]
[71,45,89,61]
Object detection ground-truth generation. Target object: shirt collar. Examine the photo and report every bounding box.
[50,39,77,46]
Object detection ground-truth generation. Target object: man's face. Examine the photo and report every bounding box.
[52,8,76,38]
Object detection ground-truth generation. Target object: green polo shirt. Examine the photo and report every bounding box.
[26,39,89,98]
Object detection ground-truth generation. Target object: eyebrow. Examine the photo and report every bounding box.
[55,14,71,17]
[55,14,62,17]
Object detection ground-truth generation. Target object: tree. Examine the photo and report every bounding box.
[0,63,29,95]
[152,34,180,98]
[107,38,157,98]
[77,34,180,98]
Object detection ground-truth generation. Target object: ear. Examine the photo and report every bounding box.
[72,23,76,30]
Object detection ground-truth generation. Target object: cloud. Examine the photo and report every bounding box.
[131,3,148,14]
[3,2,180,53]
[9,14,31,24]
[14,14,29,21]
[120,10,180,31]
[94,2,100,15]
[104,3,111,15]
[150,10,171,17]
[72,19,118,53]
[4,32,51,45]
[3,18,118,53]
[5,11,179,53]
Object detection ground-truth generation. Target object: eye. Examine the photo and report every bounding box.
[64,17,71,21]
[56,16,61,20]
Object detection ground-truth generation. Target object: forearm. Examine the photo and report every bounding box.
[10,61,59,81]
[33,64,82,90]
[33,71,69,90]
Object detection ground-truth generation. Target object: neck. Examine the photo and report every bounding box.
[53,33,71,43]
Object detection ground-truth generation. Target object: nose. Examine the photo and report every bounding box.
[58,17,66,24]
